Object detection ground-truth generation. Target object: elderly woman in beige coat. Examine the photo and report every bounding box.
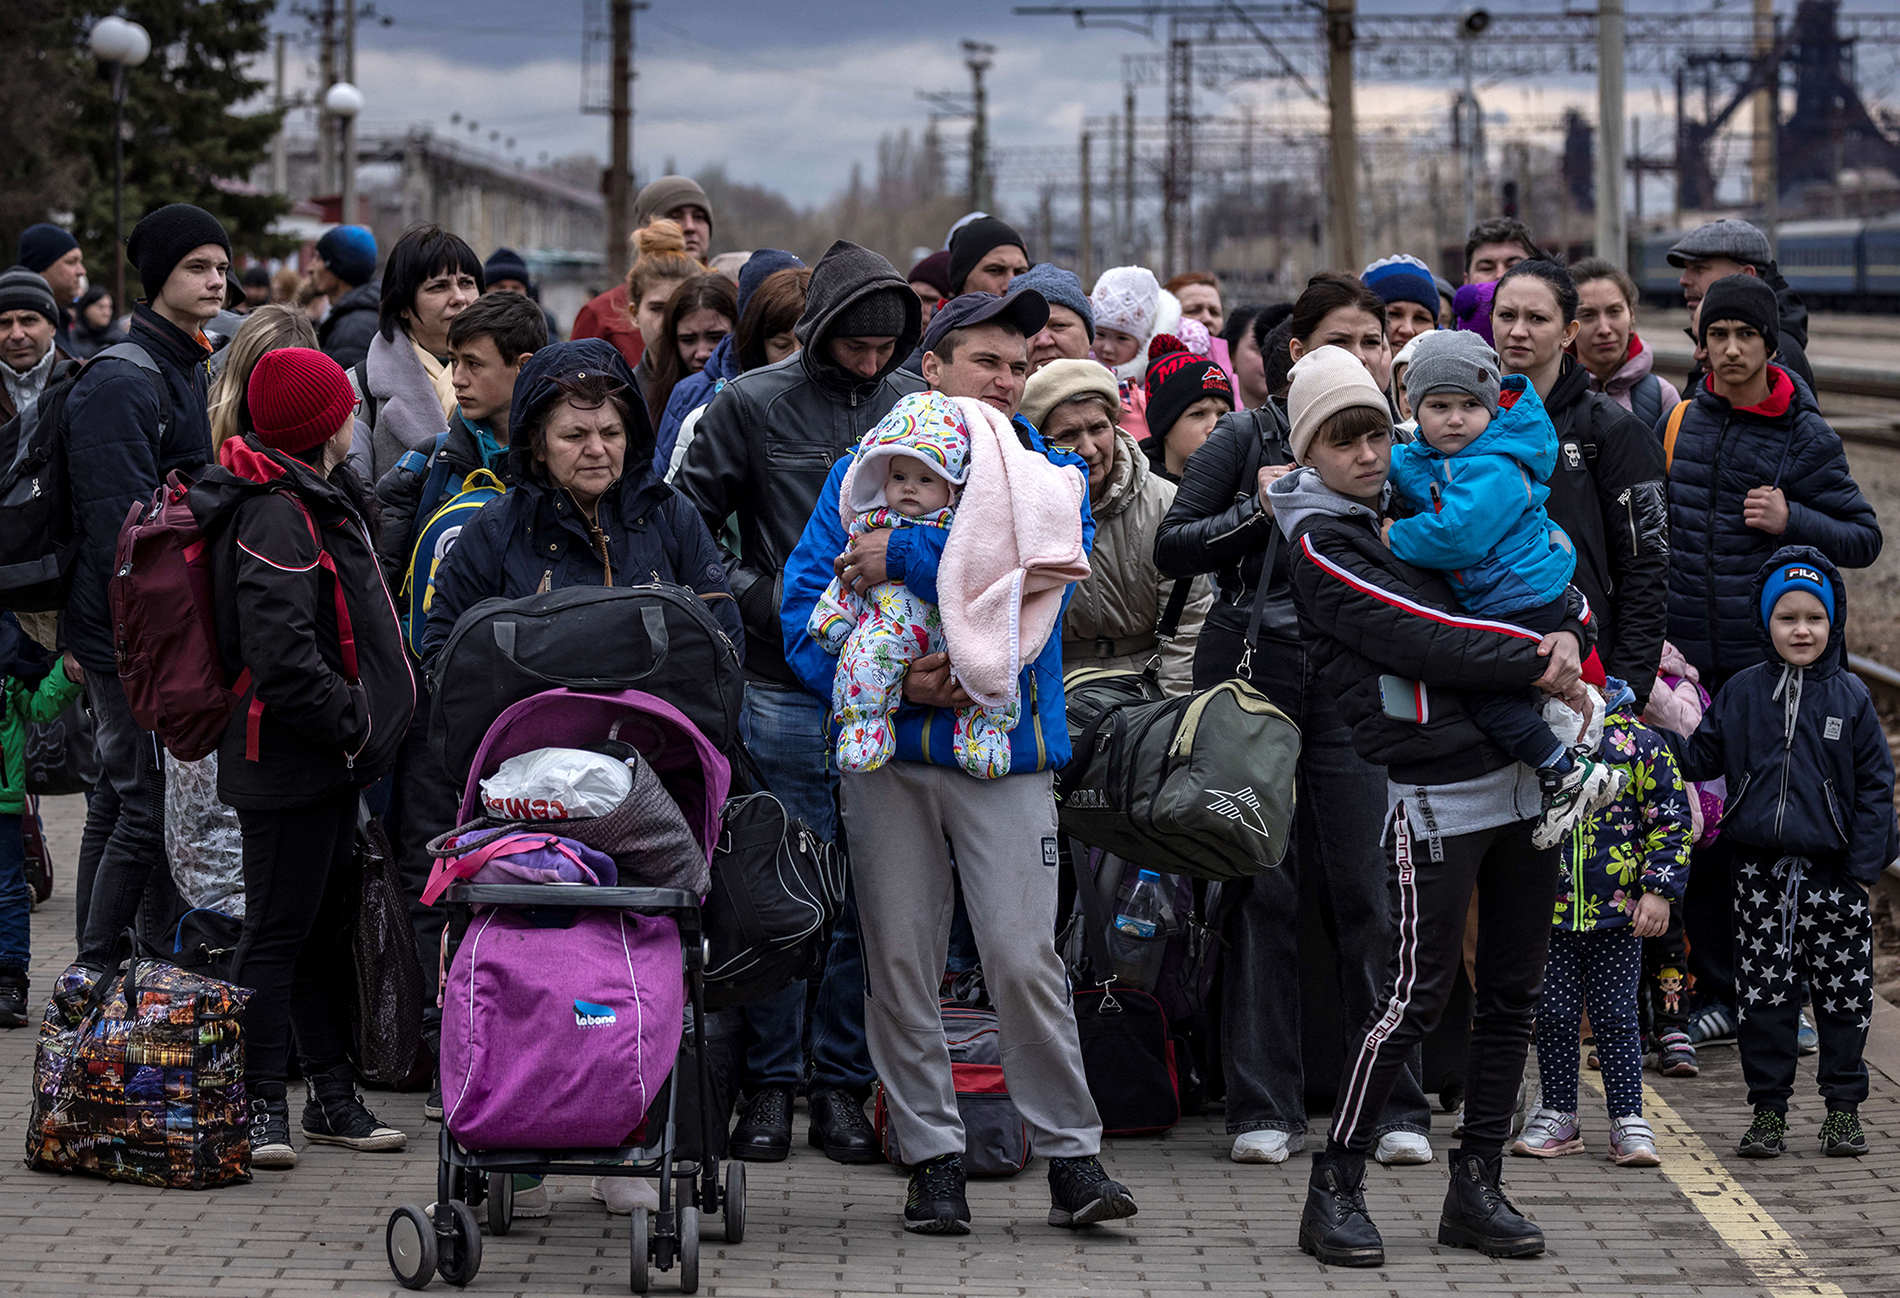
[1023,360,1212,695]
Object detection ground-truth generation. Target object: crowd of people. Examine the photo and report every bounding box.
[0,178,1892,1265]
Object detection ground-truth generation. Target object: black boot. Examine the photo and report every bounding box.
[248,1080,297,1170]
[808,1089,883,1164]
[731,1087,794,1162]
[1437,1148,1544,1257]
[301,1063,407,1151]
[0,969,28,1028]
[1298,1147,1384,1267]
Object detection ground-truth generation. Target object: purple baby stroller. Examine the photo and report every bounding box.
[385,688,740,1294]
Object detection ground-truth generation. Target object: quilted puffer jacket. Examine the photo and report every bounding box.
[1061,430,1211,695]
[1664,366,1880,686]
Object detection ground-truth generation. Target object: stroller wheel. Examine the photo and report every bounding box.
[723,1162,746,1245]
[436,1201,483,1288]
[679,1206,700,1294]
[386,1204,437,1289]
[629,1206,650,1294]
[488,1173,515,1236]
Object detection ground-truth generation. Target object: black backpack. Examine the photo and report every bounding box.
[0,344,170,612]
[430,582,747,785]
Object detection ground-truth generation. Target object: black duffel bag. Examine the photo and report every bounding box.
[429,583,746,785]
[24,695,99,797]
[702,787,847,1011]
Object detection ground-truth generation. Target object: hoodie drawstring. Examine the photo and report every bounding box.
[1771,664,1803,750]
[1769,855,1807,962]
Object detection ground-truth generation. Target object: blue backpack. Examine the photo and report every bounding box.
[399,467,505,657]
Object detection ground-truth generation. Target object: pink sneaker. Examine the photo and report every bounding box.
[1608,1116,1661,1166]
[1511,1108,1584,1158]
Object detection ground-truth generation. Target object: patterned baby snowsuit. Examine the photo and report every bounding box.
[807,391,1016,779]
[811,507,1017,778]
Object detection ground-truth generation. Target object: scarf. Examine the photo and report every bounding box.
[411,336,458,419]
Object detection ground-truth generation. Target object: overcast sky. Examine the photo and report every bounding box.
[265,1,1900,210]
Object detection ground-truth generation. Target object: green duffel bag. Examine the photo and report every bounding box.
[1056,576,1300,882]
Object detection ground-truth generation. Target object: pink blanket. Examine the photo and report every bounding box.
[938,398,1090,710]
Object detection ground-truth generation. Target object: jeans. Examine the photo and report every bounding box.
[75,672,168,967]
[1331,814,1560,1156]
[739,682,873,1096]
[0,814,26,972]
[233,790,360,1083]
[1195,624,1432,1139]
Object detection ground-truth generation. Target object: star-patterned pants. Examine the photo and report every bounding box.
[1732,850,1873,1111]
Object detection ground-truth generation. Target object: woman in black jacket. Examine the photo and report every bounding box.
[1267,345,1588,1268]
[198,347,417,1172]
[1152,274,1435,1169]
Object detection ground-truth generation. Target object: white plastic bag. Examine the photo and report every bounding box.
[164,753,246,918]
[1541,684,1606,757]
[480,747,633,822]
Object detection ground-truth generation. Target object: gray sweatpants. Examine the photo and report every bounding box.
[842,762,1102,1163]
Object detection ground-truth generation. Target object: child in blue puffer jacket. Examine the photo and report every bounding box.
[1677,548,1897,1161]
[1385,330,1624,848]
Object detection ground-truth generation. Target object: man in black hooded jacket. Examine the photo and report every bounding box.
[678,240,923,1167]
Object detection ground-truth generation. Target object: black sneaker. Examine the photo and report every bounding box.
[1655,1031,1699,1077]
[904,1153,971,1235]
[248,1080,297,1169]
[1298,1148,1384,1267]
[1738,1107,1786,1158]
[1437,1149,1544,1258]
[0,970,28,1028]
[301,1064,407,1151]
[1047,1155,1138,1228]
[424,1085,443,1122]
[732,1087,794,1162]
[1820,1108,1867,1157]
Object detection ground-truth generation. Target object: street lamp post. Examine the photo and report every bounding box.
[325,82,364,227]
[89,15,151,310]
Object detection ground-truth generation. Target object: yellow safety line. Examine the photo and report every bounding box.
[1581,1068,1845,1298]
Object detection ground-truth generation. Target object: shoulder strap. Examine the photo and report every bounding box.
[93,341,172,438]
[411,427,456,530]
[1237,526,1281,681]
[353,359,379,430]
[1067,840,1120,988]
[1662,399,1690,475]
[278,491,358,685]
[1145,572,1195,681]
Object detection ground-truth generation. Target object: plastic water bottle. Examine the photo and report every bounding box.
[1106,869,1170,990]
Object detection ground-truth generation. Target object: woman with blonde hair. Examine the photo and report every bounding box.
[208,304,319,450]
[625,220,699,409]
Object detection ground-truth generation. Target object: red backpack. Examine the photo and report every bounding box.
[110,469,356,762]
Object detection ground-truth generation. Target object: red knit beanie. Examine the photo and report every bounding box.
[246,347,357,454]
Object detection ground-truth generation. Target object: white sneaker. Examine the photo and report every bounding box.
[1372,1130,1435,1165]
[1531,757,1629,849]
[1230,1129,1303,1163]
[592,1174,661,1214]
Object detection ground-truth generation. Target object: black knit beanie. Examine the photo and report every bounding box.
[1696,273,1778,359]
[127,204,231,298]
[947,217,1027,294]
[829,286,911,340]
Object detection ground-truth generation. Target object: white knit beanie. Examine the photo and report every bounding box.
[1286,345,1391,465]
[1090,266,1160,343]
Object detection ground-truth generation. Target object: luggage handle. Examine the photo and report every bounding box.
[490,603,669,689]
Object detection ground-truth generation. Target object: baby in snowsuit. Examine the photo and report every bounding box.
[809,393,1017,779]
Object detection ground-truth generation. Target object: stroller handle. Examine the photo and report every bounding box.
[444,883,702,919]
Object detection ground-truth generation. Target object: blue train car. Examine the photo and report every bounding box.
[1635,231,1680,302]
[1772,219,1864,299]
[1864,216,1900,298]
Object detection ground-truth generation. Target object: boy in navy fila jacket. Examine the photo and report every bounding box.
[1677,548,1898,1159]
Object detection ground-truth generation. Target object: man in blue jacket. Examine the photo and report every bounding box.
[781,288,1139,1237]
[64,204,230,966]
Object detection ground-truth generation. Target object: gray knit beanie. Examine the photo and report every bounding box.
[1403,328,1501,415]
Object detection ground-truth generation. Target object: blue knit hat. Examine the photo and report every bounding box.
[1012,263,1094,339]
[736,249,804,319]
[17,224,78,274]
[315,224,378,287]
[1361,254,1439,316]
[1760,559,1835,629]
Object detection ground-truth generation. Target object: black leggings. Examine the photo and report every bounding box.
[233,791,359,1084]
[1329,811,1560,1156]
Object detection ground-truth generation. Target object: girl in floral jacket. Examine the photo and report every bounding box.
[1513,678,1692,1167]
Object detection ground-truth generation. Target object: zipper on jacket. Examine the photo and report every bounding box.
[1029,673,1046,769]
[1705,417,1729,677]
[1618,487,1638,557]
[1570,831,1584,932]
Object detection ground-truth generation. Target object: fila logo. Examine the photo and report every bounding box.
[1787,566,1824,586]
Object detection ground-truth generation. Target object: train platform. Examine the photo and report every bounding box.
[4,794,1897,1298]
